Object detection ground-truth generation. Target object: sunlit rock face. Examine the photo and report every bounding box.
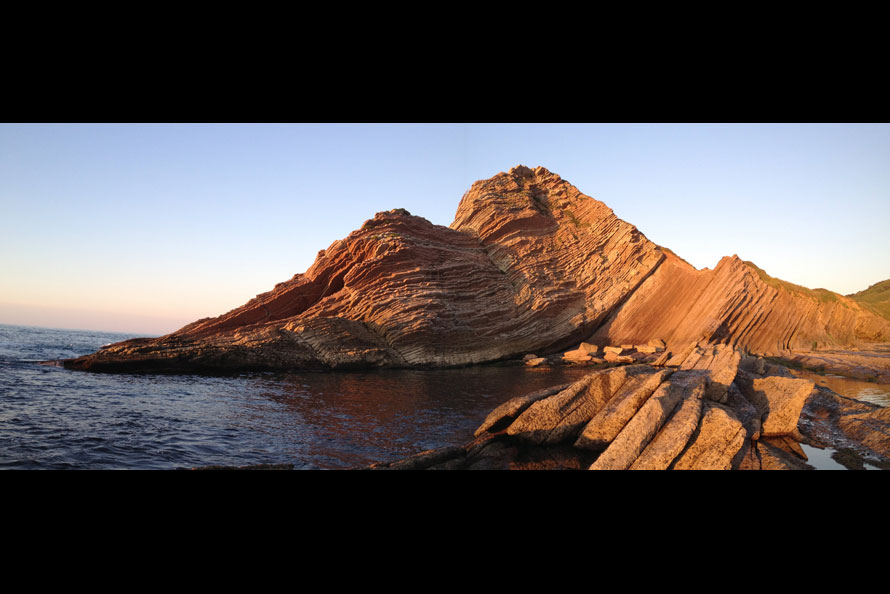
[65,165,890,373]
[587,251,890,357]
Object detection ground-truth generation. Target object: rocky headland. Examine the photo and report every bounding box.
[61,166,890,469]
[64,165,890,378]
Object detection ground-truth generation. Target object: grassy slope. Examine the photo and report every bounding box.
[848,279,890,322]
[742,261,842,304]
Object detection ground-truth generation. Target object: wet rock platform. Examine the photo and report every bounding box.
[369,343,890,470]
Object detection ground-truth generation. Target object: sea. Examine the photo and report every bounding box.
[0,323,593,470]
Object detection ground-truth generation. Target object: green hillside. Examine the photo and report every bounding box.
[849,279,890,322]
[743,261,841,304]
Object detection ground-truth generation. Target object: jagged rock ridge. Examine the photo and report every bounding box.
[65,165,890,373]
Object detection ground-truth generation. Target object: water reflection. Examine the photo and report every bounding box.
[799,444,881,470]
[249,366,592,468]
[790,369,890,407]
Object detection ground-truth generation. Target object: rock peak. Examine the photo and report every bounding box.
[508,164,553,179]
[508,164,536,178]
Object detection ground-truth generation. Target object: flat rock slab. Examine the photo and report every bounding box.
[474,383,570,437]
[736,371,815,436]
[575,367,671,450]
[376,359,890,471]
[671,402,748,470]
[589,369,689,470]
[506,369,628,445]
[628,376,706,470]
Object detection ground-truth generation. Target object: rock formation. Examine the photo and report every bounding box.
[64,165,890,373]
[369,346,890,470]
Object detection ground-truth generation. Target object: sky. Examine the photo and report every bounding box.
[2,123,888,335]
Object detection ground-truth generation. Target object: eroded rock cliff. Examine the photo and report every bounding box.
[64,165,890,373]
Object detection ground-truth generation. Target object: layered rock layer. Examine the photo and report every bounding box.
[65,165,890,373]
[588,251,890,356]
[370,347,890,470]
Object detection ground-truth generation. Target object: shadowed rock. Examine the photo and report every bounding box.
[757,440,813,470]
[724,383,762,440]
[736,371,815,436]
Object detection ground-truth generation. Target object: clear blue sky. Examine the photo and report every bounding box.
[2,123,888,334]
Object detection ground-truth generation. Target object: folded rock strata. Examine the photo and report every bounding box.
[64,165,890,373]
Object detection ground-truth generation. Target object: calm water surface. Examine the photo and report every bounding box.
[790,368,890,408]
[790,368,889,470]
[0,324,591,469]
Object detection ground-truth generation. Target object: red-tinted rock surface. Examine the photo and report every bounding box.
[588,252,890,357]
[65,165,890,373]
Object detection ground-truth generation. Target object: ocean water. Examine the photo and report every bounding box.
[0,324,592,470]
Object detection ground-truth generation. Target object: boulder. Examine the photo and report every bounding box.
[604,352,634,364]
[579,342,599,355]
[562,349,592,362]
